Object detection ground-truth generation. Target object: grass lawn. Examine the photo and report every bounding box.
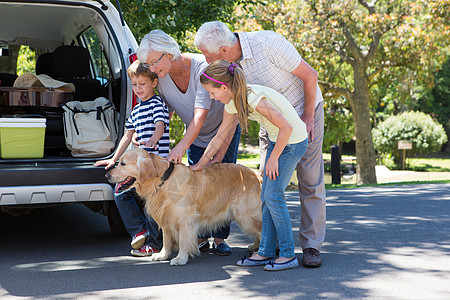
[184,149,449,189]
[407,153,450,172]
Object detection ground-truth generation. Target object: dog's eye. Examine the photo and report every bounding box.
[120,161,126,166]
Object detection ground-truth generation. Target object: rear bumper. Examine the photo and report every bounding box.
[0,163,114,205]
[0,183,114,205]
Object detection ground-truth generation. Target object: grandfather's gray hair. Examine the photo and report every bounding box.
[137,29,181,63]
[194,21,237,53]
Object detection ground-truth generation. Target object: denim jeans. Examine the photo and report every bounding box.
[115,188,163,249]
[258,138,308,258]
[187,125,241,239]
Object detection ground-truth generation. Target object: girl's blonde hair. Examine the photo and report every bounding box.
[200,60,252,132]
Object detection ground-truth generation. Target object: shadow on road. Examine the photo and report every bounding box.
[1,184,449,299]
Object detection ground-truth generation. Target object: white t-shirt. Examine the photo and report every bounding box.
[225,84,307,144]
[156,53,224,148]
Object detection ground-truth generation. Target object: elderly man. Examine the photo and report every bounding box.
[194,21,326,268]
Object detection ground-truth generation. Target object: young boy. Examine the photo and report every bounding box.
[95,60,170,256]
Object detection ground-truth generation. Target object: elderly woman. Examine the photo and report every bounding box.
[134,29,241,255]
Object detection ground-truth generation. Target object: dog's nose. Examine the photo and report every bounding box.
[105,172,111,180]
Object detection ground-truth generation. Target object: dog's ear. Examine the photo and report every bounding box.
[137,157,154,180]
[137,154,168,180]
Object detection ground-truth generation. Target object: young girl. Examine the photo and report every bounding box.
[190,60,308,271]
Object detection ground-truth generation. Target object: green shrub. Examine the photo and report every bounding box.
[169,113,185,147]
[240,119,260,147]
[372,111,448,168]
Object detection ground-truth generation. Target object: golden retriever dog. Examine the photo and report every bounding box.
[106,148,262,266]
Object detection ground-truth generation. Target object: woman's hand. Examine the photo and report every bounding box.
[94,159,116,170]
[265,156,279,180]
[167,143,185,164]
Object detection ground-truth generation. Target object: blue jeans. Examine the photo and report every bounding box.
[187,125,241,239]
[115,188,163,249]
[258,138,308,258]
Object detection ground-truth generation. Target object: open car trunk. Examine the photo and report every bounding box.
[0,0,137,233]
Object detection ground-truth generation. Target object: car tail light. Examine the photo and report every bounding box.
[129,53,138,108]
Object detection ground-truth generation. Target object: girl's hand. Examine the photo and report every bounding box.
[189,163,203,172]
[265,156,279,180]
[94,159,116,170]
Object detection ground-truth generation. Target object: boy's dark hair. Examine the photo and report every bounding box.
[127,60,158,80]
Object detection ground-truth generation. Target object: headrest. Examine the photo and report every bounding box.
[0,73,18,86]
[52,45,91,78]
[36,52,54,76]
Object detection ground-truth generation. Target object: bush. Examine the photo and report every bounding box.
[169,113,185,147]
[372,111,448,168]
[240,119,260,147]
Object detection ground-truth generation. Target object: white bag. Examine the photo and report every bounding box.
[62,97,118,157]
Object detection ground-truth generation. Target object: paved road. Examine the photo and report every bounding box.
[1,183,449,299]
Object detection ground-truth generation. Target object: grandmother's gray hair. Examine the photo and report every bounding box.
[194,21,237,54]
[137,29,181,62]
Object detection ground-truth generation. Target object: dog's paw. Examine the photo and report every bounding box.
[151,252,168,261]
[170,256,188,266]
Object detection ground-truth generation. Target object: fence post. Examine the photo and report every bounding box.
[331,145,341,185]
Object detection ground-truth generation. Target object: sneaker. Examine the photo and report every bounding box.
[130,245,160,257]
[264,257,299,271]
[302,248,322,268]
[131,229,149,250]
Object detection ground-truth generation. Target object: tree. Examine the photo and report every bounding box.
[118,0,259,50]
[235,0,449,184]
[416,56,450,151]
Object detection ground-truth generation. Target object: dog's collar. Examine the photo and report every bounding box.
[158,161,175,187]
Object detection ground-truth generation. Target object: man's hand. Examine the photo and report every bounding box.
[301,114,314,142]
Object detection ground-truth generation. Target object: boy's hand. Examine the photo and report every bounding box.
[94,159,116,170]
[131,132,140,147]
[143,138,158,149]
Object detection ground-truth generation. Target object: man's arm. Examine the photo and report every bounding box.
[291,60,318,141]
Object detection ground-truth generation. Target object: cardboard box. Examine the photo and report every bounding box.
[0,118,46,158]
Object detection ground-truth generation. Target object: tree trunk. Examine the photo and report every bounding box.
[350,67,377,185]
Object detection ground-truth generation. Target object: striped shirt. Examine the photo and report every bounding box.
[125,95,170,157]
[237,31,323,116]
